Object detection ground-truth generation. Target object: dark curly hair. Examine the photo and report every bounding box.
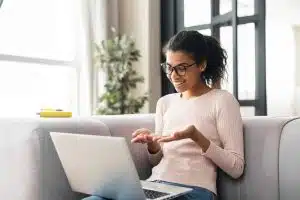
[163,30,227,86]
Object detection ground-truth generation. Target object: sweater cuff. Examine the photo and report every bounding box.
[201,141,220,158]
[148,148,163,164]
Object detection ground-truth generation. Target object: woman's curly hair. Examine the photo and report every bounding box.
[163,30,227,86]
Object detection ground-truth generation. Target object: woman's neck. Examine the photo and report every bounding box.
[181,82,212,99]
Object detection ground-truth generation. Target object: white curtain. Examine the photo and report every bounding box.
[74,0,119,116]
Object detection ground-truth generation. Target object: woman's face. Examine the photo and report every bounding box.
[164,51,204,93]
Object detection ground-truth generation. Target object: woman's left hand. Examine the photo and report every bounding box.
[154,125,211,152]
[154,125,197,142]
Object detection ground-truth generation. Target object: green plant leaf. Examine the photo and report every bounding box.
[94,30,148,115]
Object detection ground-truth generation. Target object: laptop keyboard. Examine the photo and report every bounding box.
[143,189,169,199]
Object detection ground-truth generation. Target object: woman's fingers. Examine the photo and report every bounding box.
[144,134,154,142]
[156,135,177,143]
[131,135,145,143]
[132,129,143,137]
[131,134,154,144]
[132,128,151,137]
[152,136,161,142]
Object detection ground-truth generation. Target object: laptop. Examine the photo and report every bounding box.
[50,132,193,200]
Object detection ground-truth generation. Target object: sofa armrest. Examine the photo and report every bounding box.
[217,116,298,200]
[0,118,110,200]
[279,118,300,200]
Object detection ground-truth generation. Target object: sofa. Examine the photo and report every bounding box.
[0,114,299,200]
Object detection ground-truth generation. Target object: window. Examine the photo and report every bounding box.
[184,0,211,27]
[240,106,255,117]
[238,23,256,100]
[198,29,212,36]
[220,0,232,14]
[0,0,78,117]
[238,0,254,17]
[220,26,233,93]
[221,0,255,16]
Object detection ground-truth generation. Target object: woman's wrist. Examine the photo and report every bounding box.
[191,129,210,153]
[147,142,161,154]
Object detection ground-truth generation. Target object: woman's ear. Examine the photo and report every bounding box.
[201,61,207,72]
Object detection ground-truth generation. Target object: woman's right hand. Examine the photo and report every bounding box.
[131,128,161,154]
[131,128,155,144]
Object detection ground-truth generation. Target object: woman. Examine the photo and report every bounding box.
[84,31,244,200]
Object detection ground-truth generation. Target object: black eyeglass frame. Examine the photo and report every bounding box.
[161,62,196,76]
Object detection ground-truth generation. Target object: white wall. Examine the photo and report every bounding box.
[293,26,300,114]
[265,0,300,116]
[118,0,161,113]
[266,0,295,116]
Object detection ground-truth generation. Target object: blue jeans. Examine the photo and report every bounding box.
[82,180,216,200]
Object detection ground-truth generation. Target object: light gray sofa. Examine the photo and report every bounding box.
[0,114,299,200]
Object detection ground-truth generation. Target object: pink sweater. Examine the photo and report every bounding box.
[147,89,244,194]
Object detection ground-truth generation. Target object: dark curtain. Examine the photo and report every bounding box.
[160,0,177,96]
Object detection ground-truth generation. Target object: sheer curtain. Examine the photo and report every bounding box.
[0,0,118,117]
[75,0,119,116]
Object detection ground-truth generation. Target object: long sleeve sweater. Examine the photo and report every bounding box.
[147,89,245,194]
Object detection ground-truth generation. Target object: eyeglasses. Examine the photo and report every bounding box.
[161,62,196,76]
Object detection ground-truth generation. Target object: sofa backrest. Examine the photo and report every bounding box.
[93,114,300,200]
[36,118,112,200]
[92,114,155,180]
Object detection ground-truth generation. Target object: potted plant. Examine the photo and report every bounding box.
[93,28,148,115]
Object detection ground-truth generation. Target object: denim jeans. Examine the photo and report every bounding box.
[82,180,216,200]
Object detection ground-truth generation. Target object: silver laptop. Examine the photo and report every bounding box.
[50,132,193,200]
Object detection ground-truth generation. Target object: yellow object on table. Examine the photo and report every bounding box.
[37,109,72,118]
